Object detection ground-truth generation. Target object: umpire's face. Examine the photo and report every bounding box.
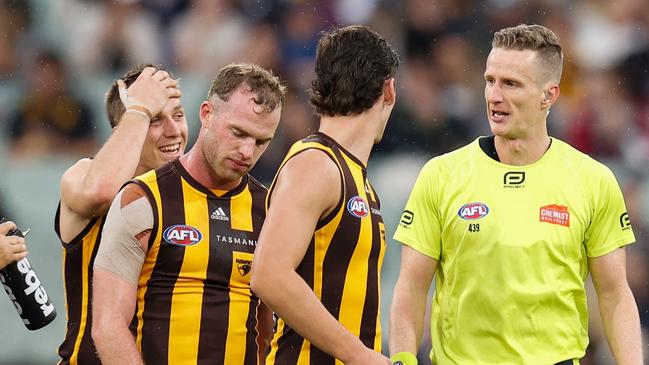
[484,47,552,140]
[199,85,281,187]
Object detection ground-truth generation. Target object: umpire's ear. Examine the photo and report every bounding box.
[541,83,559,110]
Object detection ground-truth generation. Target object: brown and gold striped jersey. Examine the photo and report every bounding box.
[266,132,387,365]
[55,207,104,365]
[130,159,268,365]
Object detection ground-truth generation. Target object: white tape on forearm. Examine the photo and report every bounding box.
[117,81,147,109]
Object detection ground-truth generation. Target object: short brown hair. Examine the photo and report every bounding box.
[492,24,563,83]
[309,25,399,116]
[105,63,174,127]
[208,63,286,113]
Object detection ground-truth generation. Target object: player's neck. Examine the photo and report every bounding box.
[134,165,149,177]
[180,146,241,191]
[494,133,551,166]
[319,111,382,165]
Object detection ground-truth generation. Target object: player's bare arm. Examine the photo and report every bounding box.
[92,183,152,365]
[251,149,389,365]
[389,246,438,363]
[589,248,643,365]
[256,302,274,363]
[59,67,179,242]
[92,270,141,365]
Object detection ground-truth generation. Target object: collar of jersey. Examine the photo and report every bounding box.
[170,159,249,199]
[473,136,559,169]
[313,131,367,171]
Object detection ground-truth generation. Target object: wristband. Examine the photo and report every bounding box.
[127,105,153,120]
[390,352,418,365]
[124,109,150,122]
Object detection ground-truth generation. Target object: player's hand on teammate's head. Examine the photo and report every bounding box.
[118,66,181,118]
[0,220,27,270]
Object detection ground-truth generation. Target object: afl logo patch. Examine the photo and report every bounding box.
[163,225,202,246]
[458,202,489,220]
[347,196,369,218]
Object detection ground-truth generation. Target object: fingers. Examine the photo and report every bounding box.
[161,75,178,86]
[121,67,182,116]
[166,86,182,99]
[152,70,170,82]
[139,66,157,79]
[3,235,25,247]
[12,245,27,256]
[139,67,174,85]
[11,242,27,255]
[152,69,181,91]
[0,220,17,235]
[129,68,180,93]
[0,234,27,265]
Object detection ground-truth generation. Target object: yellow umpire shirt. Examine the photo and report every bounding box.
[393,137,636,365]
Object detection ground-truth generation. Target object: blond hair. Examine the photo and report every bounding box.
[492,24,563,83]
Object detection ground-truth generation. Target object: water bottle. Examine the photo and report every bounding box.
[0,218,57,330]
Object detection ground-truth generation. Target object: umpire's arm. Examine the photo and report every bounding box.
[589,247,643,365]
[389,245,437,362]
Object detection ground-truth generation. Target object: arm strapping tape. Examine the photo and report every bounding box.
[94,190,153,284]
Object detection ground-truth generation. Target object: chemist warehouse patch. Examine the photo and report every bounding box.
[539,204,570,227]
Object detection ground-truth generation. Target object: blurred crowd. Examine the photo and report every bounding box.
[1,0,648,364]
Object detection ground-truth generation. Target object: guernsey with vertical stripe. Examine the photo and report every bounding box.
[55,210,104,365]
[129,159,268,365]
[265,132,387,365]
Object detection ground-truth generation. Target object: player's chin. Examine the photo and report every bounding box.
[228,168,247,179]
[215,169,245,185]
